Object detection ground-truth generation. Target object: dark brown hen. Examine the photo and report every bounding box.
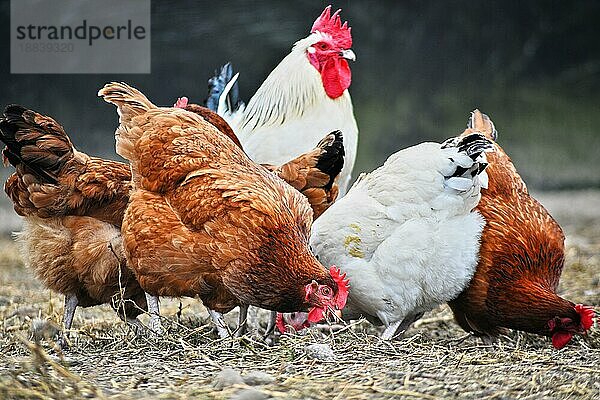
[448,110,595,349]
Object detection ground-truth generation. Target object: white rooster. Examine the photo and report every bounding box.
[278,133,493,339]
[208,6,358,196]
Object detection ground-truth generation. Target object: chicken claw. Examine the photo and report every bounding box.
[209,309,229,339]
[56,294,79,349]
[145,293,164,335]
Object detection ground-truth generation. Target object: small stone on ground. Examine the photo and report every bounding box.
[304,343,335,361]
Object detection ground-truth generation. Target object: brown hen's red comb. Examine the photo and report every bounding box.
[330,265,349,309]
[174,97,188,109]
[575,304,595,330]
[311,5,352,48]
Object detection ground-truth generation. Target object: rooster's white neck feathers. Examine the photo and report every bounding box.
[238,33,346,132]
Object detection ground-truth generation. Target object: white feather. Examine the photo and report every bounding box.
[217,72,240,116]
[478,170,489,189]
[310,140,486,332]
[220,33,359,196]
[445,176,475,191]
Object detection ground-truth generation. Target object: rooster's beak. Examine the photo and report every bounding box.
[340,49,356,61]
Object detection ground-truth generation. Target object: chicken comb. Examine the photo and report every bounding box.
[311,6,352,48]
[174,97,188,109]
[575,304,595,330]
[329,265,350,309]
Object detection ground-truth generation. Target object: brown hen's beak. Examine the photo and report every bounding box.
[325,306,343,322]
[340,49,356,61]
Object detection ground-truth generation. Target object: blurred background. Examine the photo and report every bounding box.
[0,0,598,199]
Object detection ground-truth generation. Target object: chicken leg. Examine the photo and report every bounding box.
[264,311,278,337]
[235,304,249,338]
[57,294,78,349]
[208,309,229,339]
[145,293,164,335]
[381,312,424,340]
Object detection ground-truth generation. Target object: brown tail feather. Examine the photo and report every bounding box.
[98,82,156,162]
[1,106,131,224]
[268,130,344,219]
[464,109,498,141]
[98,82,155,120]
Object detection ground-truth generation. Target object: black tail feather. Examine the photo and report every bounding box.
[315,130,345,190]
[205,62,241,113]
[0,105,72,184]
[1,105,28,165]
[455,133,494,161]
[442,133,493,161]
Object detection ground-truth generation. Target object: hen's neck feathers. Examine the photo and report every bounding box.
[238,34,346,132]
[494,280,576,335]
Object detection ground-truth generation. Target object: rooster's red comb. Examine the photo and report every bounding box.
[329,265,349,309]
[311,6,352,48]
[575,304,595,331]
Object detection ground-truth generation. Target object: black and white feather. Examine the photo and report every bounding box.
[205,63,244,116]
[441,133,494,192]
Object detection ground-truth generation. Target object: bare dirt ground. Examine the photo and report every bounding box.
[0,190,599,399]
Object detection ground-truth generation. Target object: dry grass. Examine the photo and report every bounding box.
[0,192,599,399]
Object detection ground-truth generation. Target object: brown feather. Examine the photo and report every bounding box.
[183,104,243,149]
[15,216,146,318]
[449,110,573,338]
[101,82,337,314]
[267,131,344,219]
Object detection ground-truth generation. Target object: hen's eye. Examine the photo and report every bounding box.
[318,42,329,50]
[319,286,332,296]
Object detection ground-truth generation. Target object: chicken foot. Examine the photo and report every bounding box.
[264,311,278,337]
[208,309,229,339]
[57,294,79,349]
[145,293,164,335]
[381,312,424,340]
[235,304,249,338]
[123,317,150,336]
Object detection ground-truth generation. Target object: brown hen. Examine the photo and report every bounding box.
[99,82,348,337]
[448,110,595,349]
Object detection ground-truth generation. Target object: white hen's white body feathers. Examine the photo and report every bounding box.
[310,141,487,332]
[222,34,358,196]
